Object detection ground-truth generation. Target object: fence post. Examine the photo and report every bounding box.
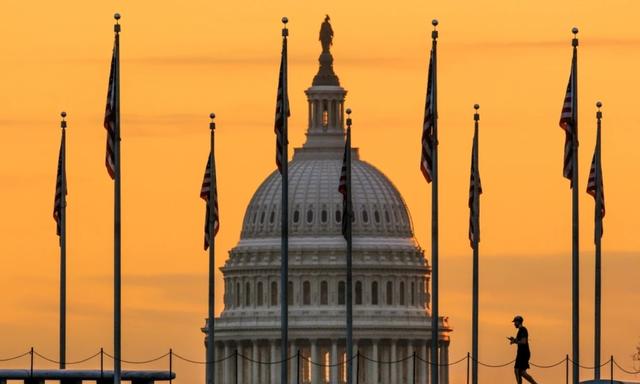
[30,347,34,377]
[610,355,613,384]
[169,349,173,384]
[466,352,470,384]
[296,350,301,384]
[565,354,569,384]
[100,348,104,378]
[235,349,239,384]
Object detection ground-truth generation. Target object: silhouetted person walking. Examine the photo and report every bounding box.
[509,315,539,384]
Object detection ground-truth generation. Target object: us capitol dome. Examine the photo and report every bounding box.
[204,16,452,384]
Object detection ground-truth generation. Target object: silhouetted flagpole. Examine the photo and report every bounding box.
[430,19,440,384]
[275,17,290,384]
[113,13,122,384]
[571,28,580,384]
[206,113,218,384]
[343,109,354,384]
[56,111,68,370]
[592,101,604,381]
[471,104,481,384]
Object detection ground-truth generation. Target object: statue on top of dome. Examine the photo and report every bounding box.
[319,15,334,53]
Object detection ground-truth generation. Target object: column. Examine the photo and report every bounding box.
[271,340,278,384]
[290,341,299,384]
[439,342,449,384]
[407,343,415,384]
[252,341,259,383]
[381,343,388,384]
[420,342,428,384]
[353,341,359,383]
[331,340,339,384]
[237,343,244,384]
[371,340,379,384]
[311,340,320,384]
[223,343,232,384]
[308,100,312,129]
[390,340,397,384]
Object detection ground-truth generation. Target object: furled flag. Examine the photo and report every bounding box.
[586,141,605,241]
[559,70,575,186]
[104,37,118,179]
[274,35,290,174]
[468,129,482,248]
[339,129,351,240]
[53,130,67,241]
[420,51,435,183]
[200,156,219,250]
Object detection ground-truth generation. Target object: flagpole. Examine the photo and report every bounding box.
[472,104,480,384]
[570,26,580,384]
[430,19,440,384]
[345,109,353,384]
[113,13,122,384]
[279,17,290,384]
[59,111,67,370]
[207,113,217,384]
[594,101,603,381]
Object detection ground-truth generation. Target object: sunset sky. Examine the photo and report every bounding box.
[1,0,640,383]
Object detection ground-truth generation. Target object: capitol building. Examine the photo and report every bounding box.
[204,17,452,384]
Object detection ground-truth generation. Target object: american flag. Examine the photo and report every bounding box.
[104,37,118,179]
[587,140,605,241]
[201,155,219,250]
[468,129,482,248]
[53,130,66,241]
[274,37,290,174]
[420,51,435,183]
[559,69,575,186]
[339,128,351,239]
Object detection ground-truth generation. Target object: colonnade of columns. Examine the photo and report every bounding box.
[213,338,449,384]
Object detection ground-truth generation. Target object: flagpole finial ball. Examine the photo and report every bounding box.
[572,27,578,34]
[346,108,352,115]
[114,13,121,20]
[473,104,479,110]
[61,111,67,118]
[282,17,288,24]
[432,19,438,27]
[596,101,602,108]
[210,112,216,120]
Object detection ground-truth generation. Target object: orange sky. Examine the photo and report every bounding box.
[1,1,640,383]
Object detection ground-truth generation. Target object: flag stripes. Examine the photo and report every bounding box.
[559,71,574,186]
[587,139,605,241]
[468,129,482,248]
[53,130,66,240]
[201,156,219,250]
[420,52,435,183]
[104,39,117,179]
[274,37,290,174]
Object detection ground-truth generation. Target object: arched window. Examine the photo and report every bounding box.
[288,281,294,305]
[355,281,362,305]
[260,211,265,224]
[269,211,275,224]
[306,209,314,223]
[399,281,405,305]
[386,281,393,305]
[374,210,381,223]
[371,281,378,305]
[303,281,311,305]
[362,209,369,224]
[257,282,264,306]
[270,281,278,306]
[411,282,415,306]
[293,209,300,223]
[385,210,391,223]
[236,282,241,307]
[338,281,346,305]
[336,209,342,223]
[320,281,328,305]
[245,282,251,306]
[321,209,328,223]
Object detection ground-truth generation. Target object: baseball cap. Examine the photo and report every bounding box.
[512,315,523,323]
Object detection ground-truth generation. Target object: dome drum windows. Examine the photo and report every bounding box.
[320,281,328,305]
[371,281,378,305]
[386,281,393,305]
[270,281,278,306]
[338,281,345,305]
[303,281,311,305]
[257,281,264,306]
[320,205,328,224]
[355,281,362,305]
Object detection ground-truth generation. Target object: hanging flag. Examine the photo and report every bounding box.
[104,38,118,179]
[587,145,605,240]
[274,36,290,174]
[53,130,67,240]
[339,130,351,239]
[200,156,219,250]
[559,70,575,186]
[468,129,482,248]
[420,52,435,183]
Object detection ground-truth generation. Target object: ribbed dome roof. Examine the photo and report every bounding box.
[240,154,413,239]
